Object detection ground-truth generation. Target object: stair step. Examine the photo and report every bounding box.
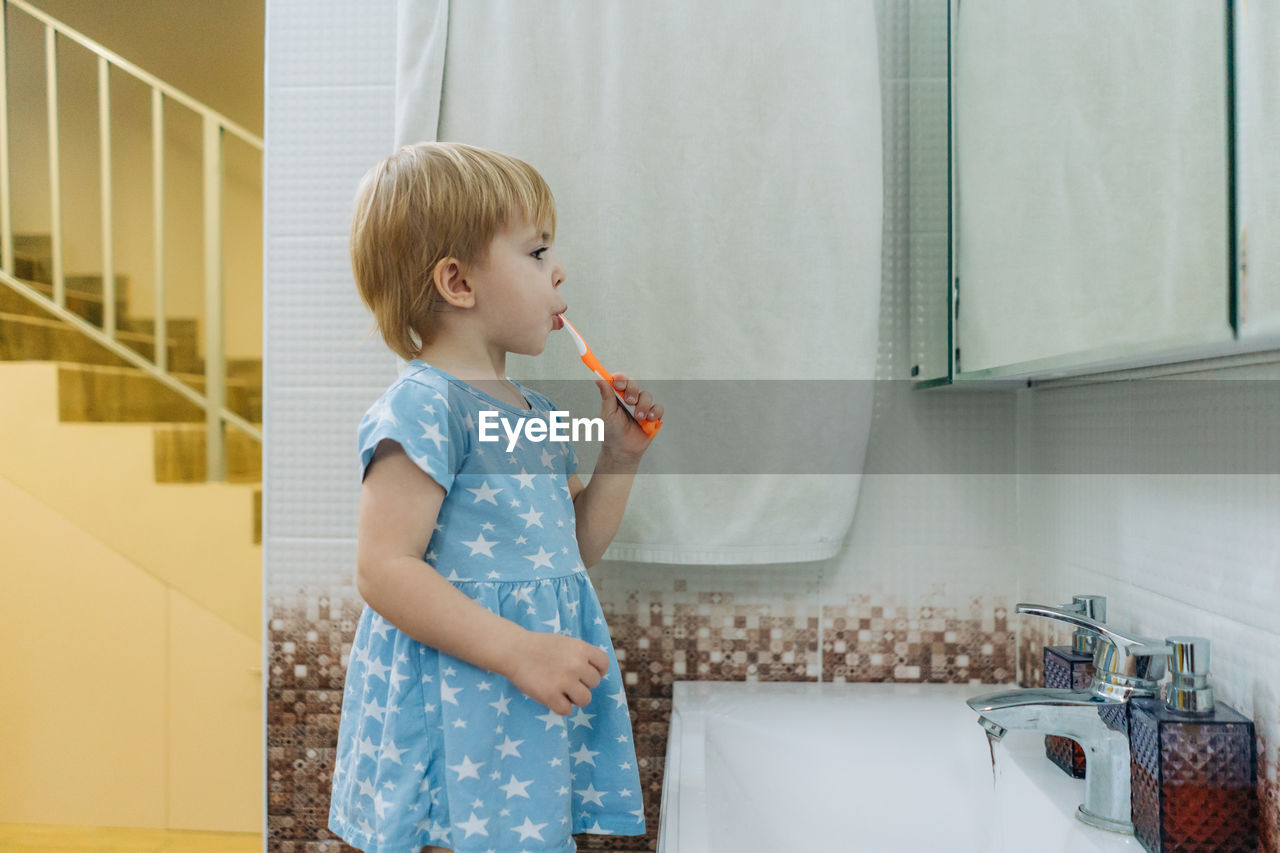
[153,424,262,484]
[1,284,201,361]
[14,233,51,256]
[0,311,204,373]
[7,259,131,303]
[1,274,127,323]
[228,358,262,386]
[64,273,131,303]
[57,362,262,423]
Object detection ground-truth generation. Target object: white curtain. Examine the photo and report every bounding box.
[394,0,882,564]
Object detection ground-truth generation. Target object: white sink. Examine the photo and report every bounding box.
[658,681,1143,853]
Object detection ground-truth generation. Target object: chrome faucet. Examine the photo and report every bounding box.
[967,603,1173,834]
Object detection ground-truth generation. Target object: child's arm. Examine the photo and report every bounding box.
[571,373,662,567]
[357,438,609,715]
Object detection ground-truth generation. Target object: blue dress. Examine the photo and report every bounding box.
[328,360,645,853]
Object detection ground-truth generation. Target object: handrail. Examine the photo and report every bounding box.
[6,0,262,150]
[0,0,263,482]
[0,270,262,442]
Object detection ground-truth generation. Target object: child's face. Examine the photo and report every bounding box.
[467,218,566,356]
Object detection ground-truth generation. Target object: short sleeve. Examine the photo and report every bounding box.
[518,385,579,478]
[357,376,464,493]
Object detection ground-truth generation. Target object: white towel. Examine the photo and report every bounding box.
[394,0,882,563]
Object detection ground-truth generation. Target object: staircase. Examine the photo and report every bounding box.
[0,234,261,640]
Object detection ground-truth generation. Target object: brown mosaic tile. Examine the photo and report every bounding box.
[273,583,1280,851]
[1260,737,1280,853]
[822,594,1014,684]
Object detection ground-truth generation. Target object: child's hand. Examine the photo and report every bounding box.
[503,630,610,716]
[595,372,663,459]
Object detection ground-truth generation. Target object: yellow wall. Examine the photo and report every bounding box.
[0,474,261,832]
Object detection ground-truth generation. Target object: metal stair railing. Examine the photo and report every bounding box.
[0,0,263,479]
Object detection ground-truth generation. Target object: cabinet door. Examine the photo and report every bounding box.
[951,0,1232,378]
[1237,0,1280,339]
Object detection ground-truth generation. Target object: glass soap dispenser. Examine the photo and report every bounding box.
[1043,594,1105,778]
[1128,636,1259,853]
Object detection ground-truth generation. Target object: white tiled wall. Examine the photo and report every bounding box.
[263,0,398,568]
[1016,368,1280,839]
[264,0,1023,670]
[266,0,1277,843]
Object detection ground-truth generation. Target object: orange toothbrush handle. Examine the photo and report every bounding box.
[579,354,663,438]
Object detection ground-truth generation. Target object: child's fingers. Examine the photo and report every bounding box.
[580,666,603,690]
[566,682,592,708]
[612,373,643,405]
[588,645,610,675]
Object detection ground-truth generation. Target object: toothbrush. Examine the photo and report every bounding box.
[560,316,663,437]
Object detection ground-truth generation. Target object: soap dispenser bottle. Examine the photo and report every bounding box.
[1043,594,1105,778]
[1128,637,1259,853]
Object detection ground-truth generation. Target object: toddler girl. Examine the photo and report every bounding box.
[327,142,660,853]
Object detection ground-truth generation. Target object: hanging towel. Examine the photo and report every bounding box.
[393,0,882,564]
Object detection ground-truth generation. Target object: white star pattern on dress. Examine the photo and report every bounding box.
[380,740,405,764]
[511,816,547,841]
[524,546,555,570]
[570,744,600,766]
[467,481,502,504]
[495,735,524,758]
[462,532,498,556]
[439,681,462,705]
[363,656,390,682]
[372,789,392,817]
[575,783,607,807]
[535,710,568,730]
[333,369,643,850]
[368,396,398,430]
[447,755,484,780]
[499,775,533,799]
[418,420,446,450]
[456,811,489,838]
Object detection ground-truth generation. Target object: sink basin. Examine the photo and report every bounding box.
[658,681,1141,852]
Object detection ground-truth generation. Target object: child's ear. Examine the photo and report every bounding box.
[431,257,475,308]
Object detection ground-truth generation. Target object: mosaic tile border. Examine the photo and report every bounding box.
[268,586,1019,852]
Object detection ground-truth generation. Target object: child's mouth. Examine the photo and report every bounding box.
[553,311,565,330]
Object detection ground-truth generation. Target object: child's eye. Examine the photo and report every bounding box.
[531,247,549,261]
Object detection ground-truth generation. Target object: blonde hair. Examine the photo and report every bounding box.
[349,142,558,361]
